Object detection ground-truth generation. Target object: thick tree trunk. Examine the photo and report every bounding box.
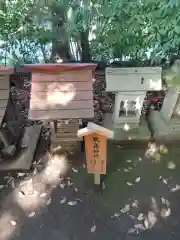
[50,4,72,63]
[80,29,91,62]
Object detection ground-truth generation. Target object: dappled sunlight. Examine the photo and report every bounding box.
[0,146,70,240]
[31,82,77,110]
[0,211,18,240]
[123,123,130,131]
[47,82,76,105]
[101,143,180,236]
[145,143,168,162]
[13,146,69,212]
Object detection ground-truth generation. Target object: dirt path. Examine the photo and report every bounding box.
[0,142,180,240]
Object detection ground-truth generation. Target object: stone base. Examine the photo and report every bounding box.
[149,110,180,140]
[103,113,151,140]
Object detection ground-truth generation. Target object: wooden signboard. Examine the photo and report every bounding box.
[77,122,114,185]
[85,132,107,174]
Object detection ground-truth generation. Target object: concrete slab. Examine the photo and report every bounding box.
[0,125,42,170]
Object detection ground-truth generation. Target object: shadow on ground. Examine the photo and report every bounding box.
[0,141,180,239]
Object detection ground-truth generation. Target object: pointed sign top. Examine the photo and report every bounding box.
[77,122,114,139]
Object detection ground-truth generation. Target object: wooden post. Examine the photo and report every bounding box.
[77,122,114,186]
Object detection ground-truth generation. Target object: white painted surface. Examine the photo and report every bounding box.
[105,67,162,91]
[113,92,146,124]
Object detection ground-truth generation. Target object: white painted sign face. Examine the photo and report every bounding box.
[105,67,162,92]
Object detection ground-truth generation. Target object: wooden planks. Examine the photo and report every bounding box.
[29,109,94,120]
[32,70,92,82]
[31,81,92,92]
[0,75,10,121]
[29,69,94,120]
[30,99,93,111]
[31,90,93,101]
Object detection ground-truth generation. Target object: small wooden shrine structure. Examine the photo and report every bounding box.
[104,67,162,140]
[0,67,15,155]
[77,122,114,184]
[24,63,96,151]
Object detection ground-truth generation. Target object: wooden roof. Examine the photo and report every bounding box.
[0,67,14,75]
[23,63,97,72]
[77,122,114,138]
[27,64,96,120]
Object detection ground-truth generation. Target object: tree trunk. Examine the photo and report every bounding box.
[80,29,91,62]
[50,4,72,63]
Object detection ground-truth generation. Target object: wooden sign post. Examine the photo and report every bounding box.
[77,122,114,185]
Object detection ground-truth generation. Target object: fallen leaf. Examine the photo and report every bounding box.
[11,220,17,226]
[40,193,46,198]
[28,212,36,218]
[167,161,176,170]
[72,168,78,173]
[164,208,171,217]
[162,178,168,184]
[111,213,120,219]
[18,191,25,197]
[60,197,67,204]
[137,213,144,221]
[126,182,133,186]
[60,183,65,189]
[91,225,96,232]
[144,211,157,229]
[170,184,180,192]
[46,198,52,206]
[134,223,146,231]
[135,177,141,183]
[120,204,130,213]
[132,200,139,208]
[67,180,73,186]
[117,145,122,149]
[127,228,138,235]
[18,173,26,177]
[68,201,77,206]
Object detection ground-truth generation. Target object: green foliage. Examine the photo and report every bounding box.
[1,0,180,64]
